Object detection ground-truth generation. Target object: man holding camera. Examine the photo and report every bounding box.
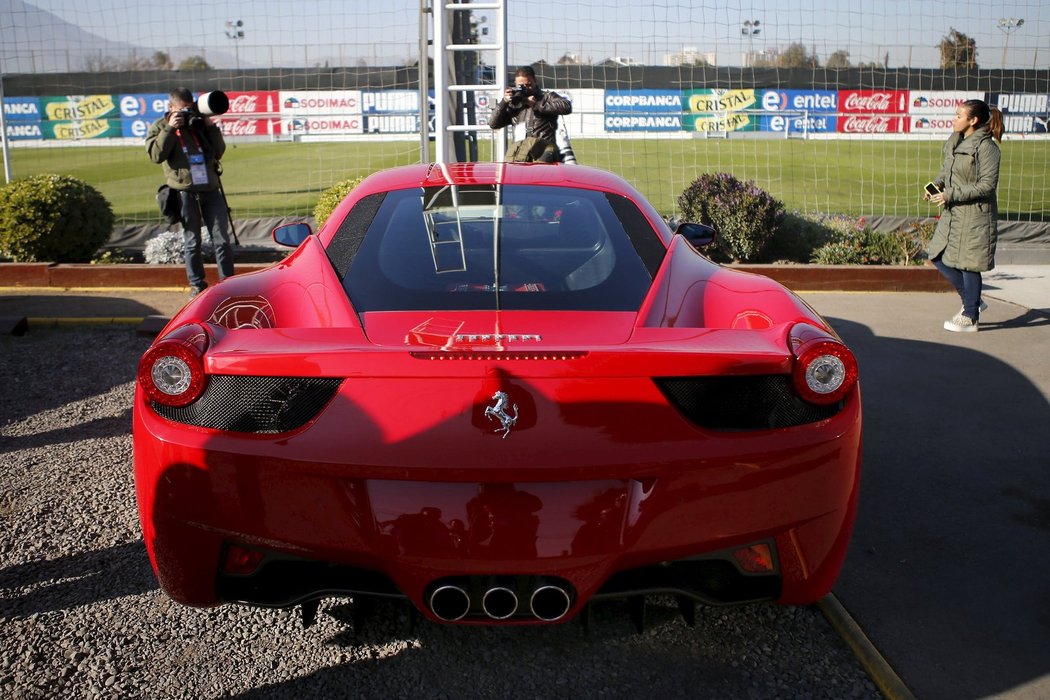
[488,66,572,163]
[146,87,234,296]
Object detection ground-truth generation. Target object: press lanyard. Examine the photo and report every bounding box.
[175,127,210,186]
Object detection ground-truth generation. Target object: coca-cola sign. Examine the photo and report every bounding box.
[215,117,281,137]
[838,115,907,134]
[839,90,907,114]
[222,91,278,115]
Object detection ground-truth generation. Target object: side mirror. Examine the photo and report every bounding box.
[272,222,313,248]
[675,222,717,249]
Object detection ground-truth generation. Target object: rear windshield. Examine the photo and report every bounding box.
[339,184,659,312]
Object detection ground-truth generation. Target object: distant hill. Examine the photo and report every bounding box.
[2,0,143,73]
[1,0,241,74]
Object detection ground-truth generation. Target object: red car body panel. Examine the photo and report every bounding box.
[133,163,862,624]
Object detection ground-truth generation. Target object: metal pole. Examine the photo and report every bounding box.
[0,71,12,184]
[495,0,507,162]
[419,0,431,162]
[433,0,457,163]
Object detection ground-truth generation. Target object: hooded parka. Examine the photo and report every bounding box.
[926,125,1000,272]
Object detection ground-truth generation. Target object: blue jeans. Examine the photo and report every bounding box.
[932,256,982,320]
[180,189,234,291]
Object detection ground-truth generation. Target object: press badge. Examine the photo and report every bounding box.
[188,153,209,185]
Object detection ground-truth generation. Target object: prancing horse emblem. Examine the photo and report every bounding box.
[484,391,519,438]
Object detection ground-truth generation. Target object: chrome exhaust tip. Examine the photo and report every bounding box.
[530,584,572,622]
[482,586,519,620]
[429,585,471,622]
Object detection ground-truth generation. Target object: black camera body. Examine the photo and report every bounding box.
[509,84,535,107]
[179,107,206,130]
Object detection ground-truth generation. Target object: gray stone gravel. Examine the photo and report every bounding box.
[1,327,881,699]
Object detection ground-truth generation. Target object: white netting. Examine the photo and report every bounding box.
[1,0,1047,227]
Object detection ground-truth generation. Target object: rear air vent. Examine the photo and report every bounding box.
[151,375,343,433]
[655,375,841,430]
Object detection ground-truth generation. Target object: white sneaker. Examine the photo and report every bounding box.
[959,299,989,316]
[944,313,978,333]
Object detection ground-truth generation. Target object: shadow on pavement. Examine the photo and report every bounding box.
[827,315,1050,699]
[979,308,1050,330]
[0,541,157,620]
[0,294,165,319]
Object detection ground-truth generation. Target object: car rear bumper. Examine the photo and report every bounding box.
[134,386,861,623]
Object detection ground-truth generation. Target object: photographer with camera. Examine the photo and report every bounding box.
[488,66,572,163]
[146,87,234,296]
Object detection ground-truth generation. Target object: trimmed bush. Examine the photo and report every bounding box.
[0,174,114,263]
[313,176,365,229]
[765,211,838,263]
[808,215,934,265]
[892,219,937,265]
[811,240,865,265]
[676,173,785,263]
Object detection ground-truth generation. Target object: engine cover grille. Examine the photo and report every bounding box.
[151,376,343,433]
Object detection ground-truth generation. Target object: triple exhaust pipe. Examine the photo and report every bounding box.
[428,579,573,622]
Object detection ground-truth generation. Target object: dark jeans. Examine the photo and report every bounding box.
[932,256,982,320]
[180,189,234,291]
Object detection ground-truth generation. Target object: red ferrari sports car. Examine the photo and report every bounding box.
[134,162,861,627]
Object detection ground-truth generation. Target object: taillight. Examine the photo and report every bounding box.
[138,324,209,407]
[789,323,858,406]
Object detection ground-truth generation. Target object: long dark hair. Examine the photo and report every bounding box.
[962,99,1004,143]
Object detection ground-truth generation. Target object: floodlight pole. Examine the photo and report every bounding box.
[741,20,761,67]
[997,18,1024,69]
[225,19,245,70]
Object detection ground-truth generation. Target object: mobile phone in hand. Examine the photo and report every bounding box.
[924,182,942,196]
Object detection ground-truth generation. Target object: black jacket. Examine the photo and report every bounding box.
[488,90,572,143]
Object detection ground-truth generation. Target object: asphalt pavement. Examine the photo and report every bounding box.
[800,277,1050,700]
[2,264,1048,699]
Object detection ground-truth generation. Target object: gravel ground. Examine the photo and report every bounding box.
[0,327,881,699]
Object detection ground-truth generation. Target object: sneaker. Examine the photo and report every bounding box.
[959,299,989,316]
[189,286,207,298]
[944,313,978,333]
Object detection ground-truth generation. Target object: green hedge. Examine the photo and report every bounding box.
[313,177,365,229]
[0,174,114,263]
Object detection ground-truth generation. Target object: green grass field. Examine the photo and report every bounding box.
[8,137,1047,224]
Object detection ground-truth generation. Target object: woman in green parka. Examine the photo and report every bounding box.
[925,99,1004,333]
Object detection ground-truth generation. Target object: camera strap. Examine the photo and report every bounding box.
[175,128,210,186]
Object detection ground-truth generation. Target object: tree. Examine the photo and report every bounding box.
[940,28,977,69]
[82,50,174,72]
[826,50,850,69]
[178,55,212,71]
[776,42,819,69]
[82,54,121,71]
[149,51,173,70]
